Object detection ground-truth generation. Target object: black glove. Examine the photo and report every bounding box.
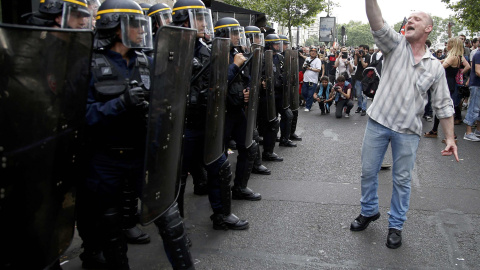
[120,87,145,108]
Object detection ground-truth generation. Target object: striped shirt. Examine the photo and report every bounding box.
[366,22,454,136]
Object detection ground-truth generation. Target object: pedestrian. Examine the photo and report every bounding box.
[463,49,480,141]
[301,47,322,112]
[332,75,353,118]
[350,0,459,250]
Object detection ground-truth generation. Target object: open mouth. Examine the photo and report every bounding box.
[406,26,415,31]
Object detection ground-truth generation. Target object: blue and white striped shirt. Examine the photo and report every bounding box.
[366,22,454,136]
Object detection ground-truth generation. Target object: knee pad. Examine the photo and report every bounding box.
[268,118,280,132]
[284,108,294,120]
[246,142,258,161]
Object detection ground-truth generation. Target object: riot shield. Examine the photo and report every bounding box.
[204,38,229,165]
[264,50,277,122]
[288,49,300,110]
[0,24,92,269]
[245,46,262,148]
[282,52,291,109]
[141,26,196,225]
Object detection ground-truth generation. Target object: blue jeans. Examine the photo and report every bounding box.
[360,118,420,230]
[463,86,480,126]
[301,82,317,110]
[355,79,367,111]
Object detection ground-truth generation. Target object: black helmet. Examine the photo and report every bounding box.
[265,34,283,53]
[148,3,172,28]
[278,35,290,50]
[29,0,91,28]
[94,0,153,50]
[244,25,264,47]
[172,0,214,40]
[214,17,247,48]
[139,3,152,15]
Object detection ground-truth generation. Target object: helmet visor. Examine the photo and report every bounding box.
[188,8,214,40]
[224,26,247,48]
[248,32,264,47]
[61,2,92,29]
[268,40,283,53]
[153,11,172,27]
[120,15,153,49]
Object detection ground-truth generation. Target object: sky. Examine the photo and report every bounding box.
[322,0,455,26]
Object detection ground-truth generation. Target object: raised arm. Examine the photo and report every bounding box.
[366,0,384,31]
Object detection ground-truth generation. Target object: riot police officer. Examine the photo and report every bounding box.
[148,3,172,34]
[279,35,302,142]
[139,3,152,15]
[214,18,262,200]
[245,26,271,175]
[77,1,193,269]
[171,0,249,230]
[258,34,284,162]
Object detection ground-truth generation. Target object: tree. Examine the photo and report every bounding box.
[336,21,375,48]
[305,35,320,47]
[224,0,327,42]
[441,0,480,34]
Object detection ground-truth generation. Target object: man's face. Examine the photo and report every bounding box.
[436,51,442,57]
[303,47,309,54]
[230,32,240,46]
[321,80,328,87]
[273,43,280,51]
[128,21,146,45]
[474,40,480,49]
[369,48,374,54]
[337,81,345,88]
[65,11,88,29]
[195,15,206,33]
[309,50,317,57]
[405,12,432,42]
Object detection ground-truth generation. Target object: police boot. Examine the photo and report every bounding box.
[231,143,262,201]
[215,160,249,230]
[290,110,302,141]
[191,162,208,196]
[154,203,195,270]
[252,129,271,175]
[79,248,108,269]
[262,151,284,162]
[122,184,150,244]
[279,138,297,147]
[102,208,130,270]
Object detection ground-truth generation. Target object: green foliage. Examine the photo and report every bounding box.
[305,35,320,47]
[441,0,480,34]
[224,0,327,42]
[336,21,375,48]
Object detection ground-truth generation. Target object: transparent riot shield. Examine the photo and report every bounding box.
[204,38,229,165]
[141,26,196,225]
[245,46,262,148]
[282,52,291,109]
[264,50,277,122]
[288,49,300,110]
[0,24,92,269]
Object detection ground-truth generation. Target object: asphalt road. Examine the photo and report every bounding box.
[62,100,480,270]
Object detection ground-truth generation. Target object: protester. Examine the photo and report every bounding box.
[313,76,334,115]
[332,75,353,118]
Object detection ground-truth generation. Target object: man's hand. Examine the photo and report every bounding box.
[243,89,249,103]
[441,140,459,162]
[234,53,247,67]
[439,116,459,162]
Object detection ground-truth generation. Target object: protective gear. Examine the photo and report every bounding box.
[121,181,150,244]
[0,24,92,269]
[95,0,153,49]
[172,0,214,40]
[265,33,283,53]
[279,34,291,50]
[141,26,196,224]
[231,142,261,201]
[282,47,292,110]
[264,50,277,121]
[287,49,300,111]
[214,17,248,49]
[102,208,130,270]
[290,110,302,141]
[28,0,92,29]
[154,203,195,270]
[139,3,152,15]
[204,38,229,165]
[245,46,262,148]
[148,3,172,30]
[120,87,145,107]
[245,25,265,47]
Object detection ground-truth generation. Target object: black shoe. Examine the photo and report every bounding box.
[350,213,380,231]
[361,110,366,116]
[321,111,326,115]
[386,228,402,249]
[355,107,362,113]
[123,226,151,244]
[290,133,302,141]
[279,139,297,147]
[80,250,108,269]
[211,213,249,230]
[232,186,262,201]
[262,152,283,162]
[227,139,237,150]
[252,165,271,175]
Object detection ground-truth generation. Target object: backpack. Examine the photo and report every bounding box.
[361,67,380,98]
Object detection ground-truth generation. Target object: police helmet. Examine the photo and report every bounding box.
[172,0,214,40]
[278,35,291,50]
[244,25,264,47]
[94,0,153,50]
[265,34,283,53]
[139,3,152,15]
[148,3,172,29]
[32,0,92,29]
[214,17,247,49]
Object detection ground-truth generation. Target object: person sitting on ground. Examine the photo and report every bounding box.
[313,76,334,115]
[333,75,353,118]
